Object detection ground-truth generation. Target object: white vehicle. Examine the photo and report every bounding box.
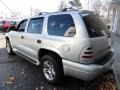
[6,9,115,84]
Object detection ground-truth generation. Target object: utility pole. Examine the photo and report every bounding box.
[30,5,33,16]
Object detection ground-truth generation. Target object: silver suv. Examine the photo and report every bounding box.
[5,9,115,84]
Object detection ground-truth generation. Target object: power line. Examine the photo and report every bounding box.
[0,0,14,14]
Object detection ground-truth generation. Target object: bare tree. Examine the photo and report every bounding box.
[10,12,24,21]
[102,0,112,24]
[68,0,81,9]
[58,0,81,11]
[92,0,103,15]
[92,0,111,24]
[73,0,81,8]
[58,1,65,11]
[32,9,41,15]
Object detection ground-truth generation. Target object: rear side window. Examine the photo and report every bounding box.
[82,14,109,37]
[27,18,44,34]
[47,14,76,37]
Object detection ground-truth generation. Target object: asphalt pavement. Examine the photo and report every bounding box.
[0,32,117,90]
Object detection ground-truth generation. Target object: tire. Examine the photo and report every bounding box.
[40,54,64,84]
[6,39,14,55]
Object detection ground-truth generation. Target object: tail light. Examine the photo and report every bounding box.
[80,46,94,63]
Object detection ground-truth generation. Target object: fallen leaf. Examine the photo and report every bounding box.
[22,68,26,71]
[24,65,28,68]
[35,87,39,90]
[40,86,44,90]
[20,71,25,75]
[53,87,57,90]
[9,76,15,81]
[6,81,13,85]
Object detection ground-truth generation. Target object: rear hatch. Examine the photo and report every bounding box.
[81,13,111,63]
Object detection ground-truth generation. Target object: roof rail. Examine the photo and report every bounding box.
[38,12,49,15]
[61,7,77,12]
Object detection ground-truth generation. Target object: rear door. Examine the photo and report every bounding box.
[82,14,111,61]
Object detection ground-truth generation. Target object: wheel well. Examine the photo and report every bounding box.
[38,49,64,75]
[38,49,62,61]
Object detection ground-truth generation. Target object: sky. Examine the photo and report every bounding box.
[0,0,108,20]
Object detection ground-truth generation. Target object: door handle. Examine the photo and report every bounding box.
[37,40,41,43]
[21,36,24,39]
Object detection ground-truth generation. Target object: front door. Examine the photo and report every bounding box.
[12,19,28,53]
[22,17,44,62]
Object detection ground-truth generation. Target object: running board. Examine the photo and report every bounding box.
[14,51,39,65]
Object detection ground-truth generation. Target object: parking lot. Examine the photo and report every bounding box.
[0,32,117,90]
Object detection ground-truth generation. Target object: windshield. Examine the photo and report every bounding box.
[82,14,110,38]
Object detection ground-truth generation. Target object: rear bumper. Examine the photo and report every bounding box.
[62,50,115,81]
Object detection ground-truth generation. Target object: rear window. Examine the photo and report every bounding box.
[82,14,109,37]
[47,14,76,37]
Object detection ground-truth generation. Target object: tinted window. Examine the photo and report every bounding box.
[17,20,27,32]
[47,14,76,37]
[27,18,44,33]
[82,14,109,37]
